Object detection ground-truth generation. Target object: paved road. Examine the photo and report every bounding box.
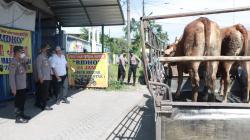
[0,85,155,140]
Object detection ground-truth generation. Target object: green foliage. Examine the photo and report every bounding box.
[148,20,169,43]
[107,64,125,90]
[107,64,145,90]
[108,80,124,90]
[79,27,89,40]
[79,27,127,55]
[104,35,127,54]
[123,18,169,57]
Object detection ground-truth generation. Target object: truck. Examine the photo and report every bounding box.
[140,6,250,140]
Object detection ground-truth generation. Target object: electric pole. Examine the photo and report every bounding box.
[143,0,145,16]
[127,0,131,52]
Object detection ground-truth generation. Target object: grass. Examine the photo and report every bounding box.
[107,64,144,91]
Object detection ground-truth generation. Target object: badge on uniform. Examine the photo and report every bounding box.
[18,66,24,74]
[10,63,16,68]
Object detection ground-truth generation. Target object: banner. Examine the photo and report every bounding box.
[0,26,32,74]
[67,53,108,88]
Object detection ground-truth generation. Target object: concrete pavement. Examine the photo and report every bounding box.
[0,85,155,140]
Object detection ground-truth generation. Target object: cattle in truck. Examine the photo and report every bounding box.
[164,17,221,102]
[218,24,248,102]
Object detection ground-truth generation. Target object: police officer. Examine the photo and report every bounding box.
[127,50,141,86]
[9,46,30,123]
[117,53,127,84]
[35,44,53,110]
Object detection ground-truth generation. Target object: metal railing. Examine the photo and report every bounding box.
[140,6,250,105]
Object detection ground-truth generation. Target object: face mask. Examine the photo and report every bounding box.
[20,53,26,58]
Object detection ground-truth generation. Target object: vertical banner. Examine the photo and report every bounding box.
[67,53,108,88]
[0,26,32,74]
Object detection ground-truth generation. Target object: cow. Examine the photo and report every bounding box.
[218,24,248,102]
[164,17,221,102]
[234,32,250,103]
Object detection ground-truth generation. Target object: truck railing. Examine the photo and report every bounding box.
[140,6,250,140]
[140,6,250,106]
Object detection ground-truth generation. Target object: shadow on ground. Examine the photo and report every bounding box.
[106,94,155,140]
[0,87,81,122]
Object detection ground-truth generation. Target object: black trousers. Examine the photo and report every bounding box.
[52,75,67,100]
[118,64,126,82]
[36,80,50,107]
[128,64,138,84]
[49,75,56,97]
[15,89,26,112]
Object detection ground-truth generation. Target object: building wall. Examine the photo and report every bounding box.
[0,15,60,101]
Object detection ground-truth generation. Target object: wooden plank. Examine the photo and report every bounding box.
[159,56,250,62]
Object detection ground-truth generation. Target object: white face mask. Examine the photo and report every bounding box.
[20,53,26,58]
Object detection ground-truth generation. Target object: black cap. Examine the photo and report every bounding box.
[13,46,23,54]
[129,50,134,54]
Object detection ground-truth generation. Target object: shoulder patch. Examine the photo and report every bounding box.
[11,63,16,66]
[9,62,17,69]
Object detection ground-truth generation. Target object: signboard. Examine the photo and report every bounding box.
[67,37,85,53]
[67,53,108,88]
[0,26,32,74]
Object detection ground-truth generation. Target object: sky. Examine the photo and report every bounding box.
[62,0,250,43]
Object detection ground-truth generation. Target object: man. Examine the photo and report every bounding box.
[51,46,70,105]
[48,50,56,98]
[127,50,141,86]
[9,46,30,123]
[35,44,53,110]
[117,53,127,84]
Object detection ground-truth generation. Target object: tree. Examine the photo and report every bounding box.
[103,34,127,54]
[148,20,169,43]
[79,27,89,40]
[123,18,169,57]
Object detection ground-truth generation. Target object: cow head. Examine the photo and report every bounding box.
[164,43,177,57]
[164,37,180,57]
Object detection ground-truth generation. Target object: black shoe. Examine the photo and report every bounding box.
[43,106,53,111]
[21,113,31,120]
[56,100,61,105]
[62,98,70,104]
[34,103,44,110]
[15,116,29,123]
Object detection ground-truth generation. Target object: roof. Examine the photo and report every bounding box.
[44,0,125,27]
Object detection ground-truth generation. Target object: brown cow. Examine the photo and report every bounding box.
[218,24,248,102]
[165,17,221,102]
[234,32,250,103]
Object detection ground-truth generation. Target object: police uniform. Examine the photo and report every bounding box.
[118,53,127,83]
[128,53,140,86]
[35,52,52,109]
[9,48,30,123]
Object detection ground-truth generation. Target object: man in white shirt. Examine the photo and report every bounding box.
[48,50,56,98]
[51,46,70,104]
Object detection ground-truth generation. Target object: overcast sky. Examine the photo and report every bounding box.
[62,0,250,43]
